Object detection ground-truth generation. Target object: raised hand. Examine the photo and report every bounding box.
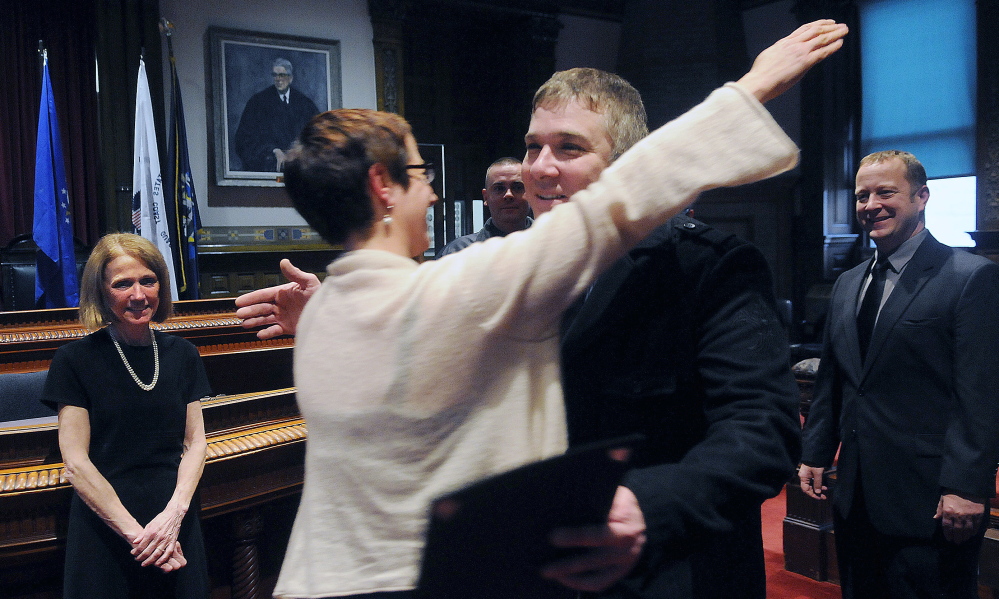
[737,19,849,104]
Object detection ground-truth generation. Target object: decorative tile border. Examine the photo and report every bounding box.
[197,226,329,247]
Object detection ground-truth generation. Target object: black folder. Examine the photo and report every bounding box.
[416,435,642,599]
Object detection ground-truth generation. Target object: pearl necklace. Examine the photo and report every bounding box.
[110,329,159,392]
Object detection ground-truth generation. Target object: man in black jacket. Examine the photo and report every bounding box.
[527,68,800,599]
[247,69,804,599]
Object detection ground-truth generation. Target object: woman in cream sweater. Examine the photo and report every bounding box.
[264,20,847,599]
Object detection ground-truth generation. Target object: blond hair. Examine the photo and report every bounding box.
[532,68,648,161]
[858,150,927,191]
[78,233,173,331]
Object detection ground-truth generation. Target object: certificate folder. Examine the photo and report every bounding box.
[416,435,642,599]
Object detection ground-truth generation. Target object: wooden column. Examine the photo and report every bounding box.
[368,0,408,116]
[791,0,862,327]
[616,0,748,129]
[971,0,999,260]
[231,508,264,599]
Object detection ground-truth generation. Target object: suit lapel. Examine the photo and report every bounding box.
[833,263,868,379]
[560,252,636,355]
[861,234,947,376]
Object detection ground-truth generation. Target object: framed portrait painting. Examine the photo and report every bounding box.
[207,27,342,186]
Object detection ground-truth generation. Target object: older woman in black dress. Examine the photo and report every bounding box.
[43,233,210,598]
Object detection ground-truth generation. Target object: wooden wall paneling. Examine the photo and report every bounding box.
[792,0,862,339]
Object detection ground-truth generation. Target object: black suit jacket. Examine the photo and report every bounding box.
[561,215,800,599]
[802,233,999,537]
[233,85,319,172]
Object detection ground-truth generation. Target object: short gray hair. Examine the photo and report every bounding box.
[272,57,293,76]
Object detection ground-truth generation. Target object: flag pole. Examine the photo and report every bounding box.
[159,17,202,299]
[160,18,175,54]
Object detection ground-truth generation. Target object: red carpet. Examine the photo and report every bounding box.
[763,486,841,599]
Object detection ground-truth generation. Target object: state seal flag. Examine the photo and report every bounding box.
[165,44,202,299]
[132,57,178,298]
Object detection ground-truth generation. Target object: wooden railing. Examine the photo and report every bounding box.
[0,299,303,599]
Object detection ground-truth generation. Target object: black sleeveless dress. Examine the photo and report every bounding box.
[42,328,212,598]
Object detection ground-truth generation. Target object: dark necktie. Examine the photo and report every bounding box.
[857,259,889,360]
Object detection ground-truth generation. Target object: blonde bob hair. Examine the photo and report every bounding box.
[78,233,173,331]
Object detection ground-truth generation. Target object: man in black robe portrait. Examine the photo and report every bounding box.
[233,57,320,172]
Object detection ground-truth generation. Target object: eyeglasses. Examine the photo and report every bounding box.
[272,72,292,79]
[406,163,435,184]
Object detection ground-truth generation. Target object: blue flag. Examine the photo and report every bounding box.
[32,52,79,309]
[166,51,201,300]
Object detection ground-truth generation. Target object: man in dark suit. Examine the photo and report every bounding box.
[799,150,999,598]
[233,57,319,172]
[524,68,801,598]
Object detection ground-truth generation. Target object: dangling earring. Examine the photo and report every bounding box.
[383,205,394,225]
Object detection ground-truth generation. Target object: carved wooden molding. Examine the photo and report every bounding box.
[196,336,294,356]
[0,419,306,498]
[368,0,409,20]
[231,508,264,599]
[0,317,247,345]
[371,23,405,114]
[205,420,306,461]
[0,327,85,345]
[0,465,66,494]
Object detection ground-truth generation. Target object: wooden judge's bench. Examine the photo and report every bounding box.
[0,299,303,598]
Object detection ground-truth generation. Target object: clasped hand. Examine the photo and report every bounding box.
[128,505,187,572]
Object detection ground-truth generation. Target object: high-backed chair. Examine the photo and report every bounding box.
[0,370,54,422]
[0,234,89,312]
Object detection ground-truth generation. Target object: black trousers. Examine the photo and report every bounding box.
[834,482,985,599]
